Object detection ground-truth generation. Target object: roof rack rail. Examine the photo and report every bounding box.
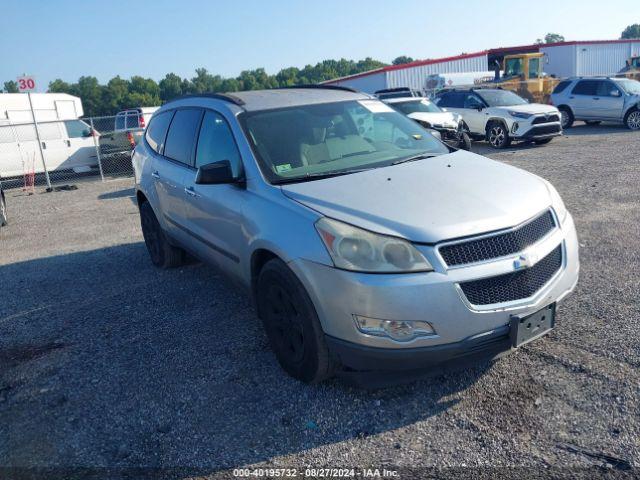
[276,84,360,93]
[163,92,246,106]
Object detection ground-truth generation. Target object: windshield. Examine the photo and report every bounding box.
[616,79,640,95]
[476,90,528,107]
[241,99,449,184]
[392,99,442,115]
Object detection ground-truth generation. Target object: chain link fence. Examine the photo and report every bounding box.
[0,113,143,191]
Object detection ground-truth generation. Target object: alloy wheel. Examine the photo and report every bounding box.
[560,111,571,129]
[627,111,640,130]
[489,126,506,147]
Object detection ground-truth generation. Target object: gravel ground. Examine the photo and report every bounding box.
[0,123,638,479]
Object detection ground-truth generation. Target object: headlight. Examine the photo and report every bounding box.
[544,180,568,224]
[315,217,433,273]
[507,110,533,119]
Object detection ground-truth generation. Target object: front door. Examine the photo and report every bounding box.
[183,110,246,279]
[594,81,626,120]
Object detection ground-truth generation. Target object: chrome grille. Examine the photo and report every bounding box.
[439,210,556,267]
[459,245,562,306]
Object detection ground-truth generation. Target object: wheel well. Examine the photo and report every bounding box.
[624,105,638,121]
[485,119,508,136]
[250,248,279,295]
[557,104,572,114]
[136,190,148,207]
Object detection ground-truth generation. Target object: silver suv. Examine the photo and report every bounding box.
[133,86,579,386]
[551,77,640,130]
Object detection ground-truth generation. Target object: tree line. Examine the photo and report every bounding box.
[2,57,400,116]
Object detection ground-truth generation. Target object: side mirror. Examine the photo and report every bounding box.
[611,90,621,97]
[476,104,483,111]
[195,160,241,185]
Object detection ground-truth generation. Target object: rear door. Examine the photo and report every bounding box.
[182,110,246,278]
[570,80,598,118]
[151,108,202,240]
[0,124,23,177]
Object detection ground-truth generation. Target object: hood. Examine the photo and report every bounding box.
[281,150,552,244]
[500,103,558,115]
[407,111,458,127]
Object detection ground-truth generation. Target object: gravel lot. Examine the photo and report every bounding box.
[0,123,638,479]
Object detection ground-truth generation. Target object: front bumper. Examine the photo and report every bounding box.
[289,212,579,372]
[513,122,562,141]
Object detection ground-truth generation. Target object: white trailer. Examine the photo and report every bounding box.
[0,93,97,178]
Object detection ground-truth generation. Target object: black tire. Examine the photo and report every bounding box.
[624,108,640,131]
[559,106,574,129]
[0,194,7,226]
[534,138,553,145]
[486,122,511,149]
[457,130,472,151]
[584,120,601,126]
[139,201,184,268]
[257,258,336,383]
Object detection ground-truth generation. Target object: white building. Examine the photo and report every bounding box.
[324,39,640,93]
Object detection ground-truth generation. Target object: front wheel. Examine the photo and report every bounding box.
[624,109,640,130]
[487,123,511,149]
[257,258,335,383]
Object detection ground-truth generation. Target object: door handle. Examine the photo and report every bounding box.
[592,97,600,100]
[151,170,160,179]
[66,140,71,147]
[184,186,199,198]
[569,96,574,99]
[41,142,46,149]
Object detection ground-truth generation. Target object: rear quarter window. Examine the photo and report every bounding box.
[163,109,203,165]
[552,80,572,94]
[144,111,174,154]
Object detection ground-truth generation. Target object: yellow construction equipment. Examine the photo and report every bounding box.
[616,56,640,81]
[480,52,560,104]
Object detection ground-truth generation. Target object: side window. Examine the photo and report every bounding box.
[195,111,242,176]
[14,124,37,142]
[528,57,540,79]
[552,80,571,94]
[163,108,203,165]
[571,80,597,96]
[145,110,174,154]
[436,92,465,108]
[64,120,90,138]
[596,81,620,97]
[126,113,140,129]
[463,94,483,109]
[115,114,125,130]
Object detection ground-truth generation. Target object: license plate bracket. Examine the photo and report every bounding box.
[510,303,555,348]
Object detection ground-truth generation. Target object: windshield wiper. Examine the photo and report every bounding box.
[391,153,438,166]
[273,168,372,185]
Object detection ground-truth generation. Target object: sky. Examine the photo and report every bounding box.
[0,0,638,90]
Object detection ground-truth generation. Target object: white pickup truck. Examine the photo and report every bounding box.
[98,107,159,159]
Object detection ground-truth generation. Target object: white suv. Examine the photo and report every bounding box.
[434,88,562,148]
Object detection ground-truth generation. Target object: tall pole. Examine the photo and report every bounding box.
[27,91,51,190]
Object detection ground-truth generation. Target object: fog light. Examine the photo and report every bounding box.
[353,315,436,342]
[511,122,519,133]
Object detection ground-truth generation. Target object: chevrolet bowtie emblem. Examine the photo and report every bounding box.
[514,252,539,270]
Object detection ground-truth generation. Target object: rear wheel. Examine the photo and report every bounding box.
[584,120,601,126]
[624,109,640,130]
[559,106,574,129]
[0,195,7,226]
[139,201,184,268]
[486,122,511,149]
[257,258,335,383]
